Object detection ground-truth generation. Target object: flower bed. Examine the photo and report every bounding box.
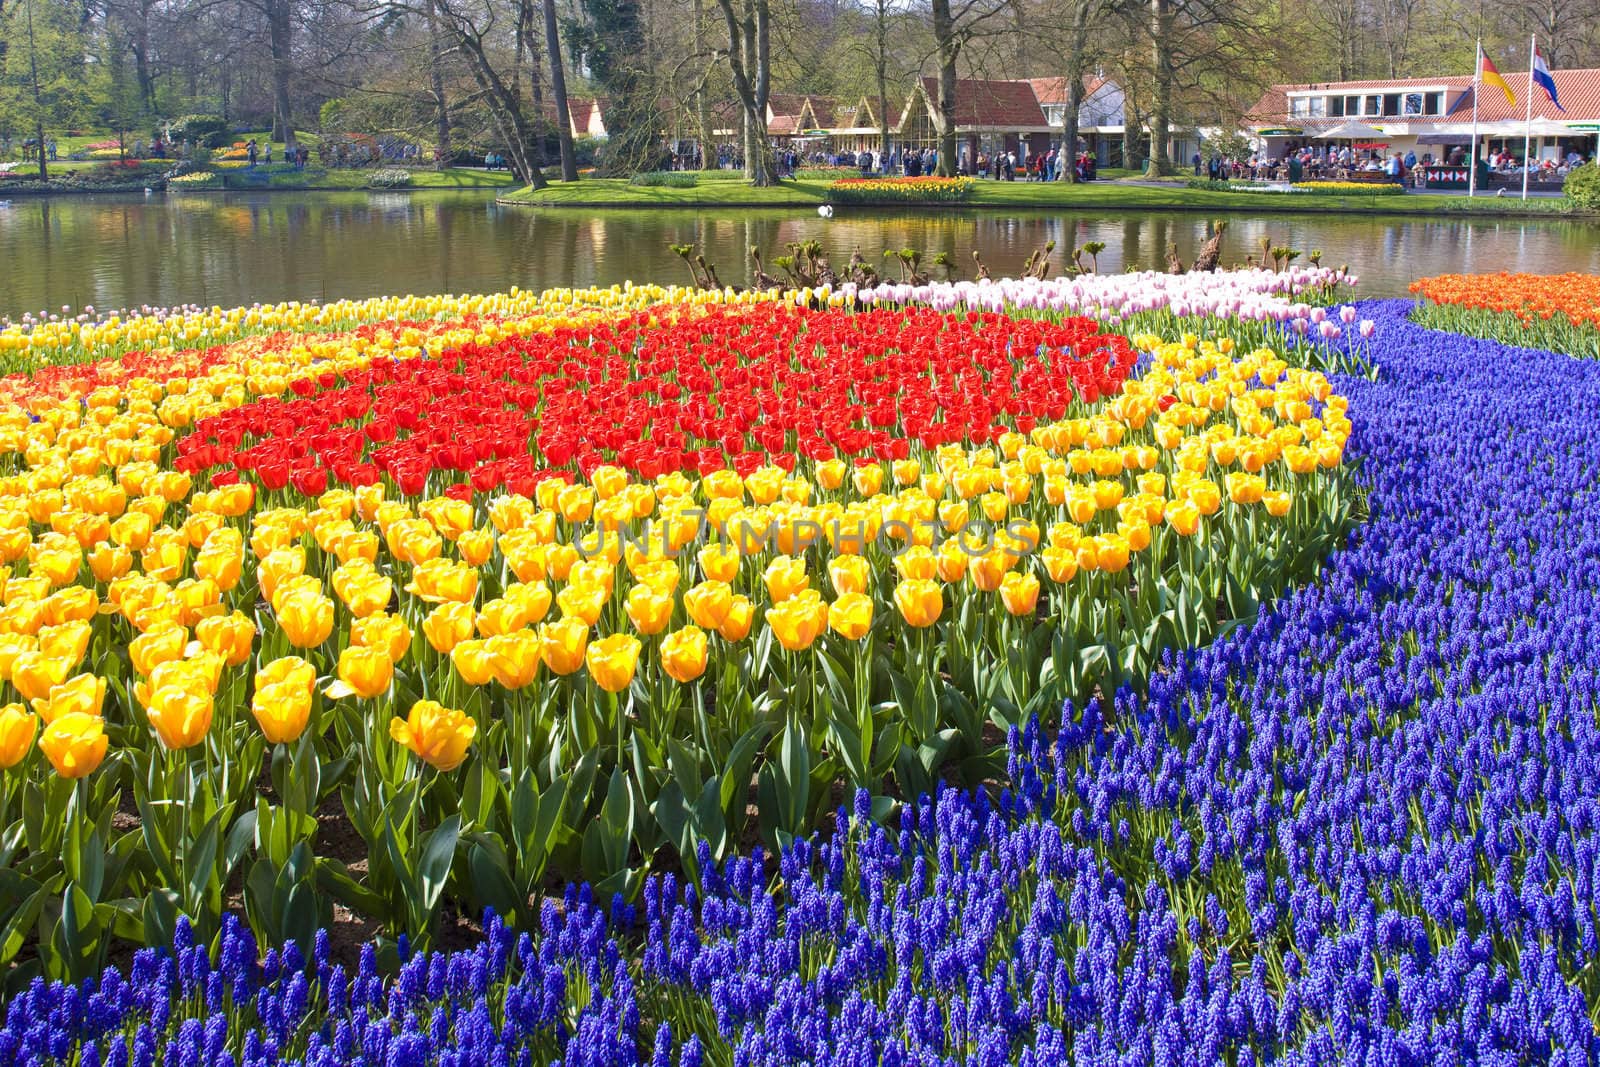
[5,296,1599,1063]
[1410,271,1600,358]
[0,283,1353,983]
[1292,180,1405,195]
[827,176,975,203]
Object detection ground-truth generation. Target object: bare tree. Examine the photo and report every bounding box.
[713,0,775,184]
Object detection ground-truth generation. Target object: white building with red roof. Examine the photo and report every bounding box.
[1244,69,1600,168]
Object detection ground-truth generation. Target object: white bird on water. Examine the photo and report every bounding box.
[817,205,833,218]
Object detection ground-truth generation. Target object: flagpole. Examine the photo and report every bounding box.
[1469,39,1481,198]
[1522,35,1536,200]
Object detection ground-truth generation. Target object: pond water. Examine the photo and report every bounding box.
[5,190,1599,318]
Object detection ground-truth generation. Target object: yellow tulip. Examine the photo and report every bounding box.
[717,596,755,642]
[251,681,312,744]
[487,630,542,689]
[476,597,532,638]
[999,572,1041,617]
[1096,535,1131,573]
[968,552,1011,593]
[1263,489,1292,517]
[851,464,885,497]
[684,580,733,629]
[539,617,590,675]
[829,592,874,640]
[10,652,71,703]
[37,620,91,668]
[276,589,335,649]
[1165,500,1202,537]
[39,712,108,778]
[894,579,942,628]
[259,655,316,693]
[326,645,394,699]
[698,542,740,583]
[556,582,608,627]
[450,639,497,686]
[586,634,641,693]
[829,555,870,596]
[763,555,809,603]
[390,700,476,771]
[423,601,476,654]
[893,546,937,582]
[935,542,969,583]
[32,672,107,725]
[88,543,133,582]
[766,596,826,652]
[146,686,214,750]
[196,611,256,667]
[0,704,37,768]
[625,584,674,636]
[504,582,553,626]
[352,612,412,664]
[404,558,479,604]
[553,484,595,524]
[457,528,496,566]
[258,547,306,604]
[659,625,708,683]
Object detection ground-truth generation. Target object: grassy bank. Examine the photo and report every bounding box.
[2,165,519,195]
[498,173,1593,218]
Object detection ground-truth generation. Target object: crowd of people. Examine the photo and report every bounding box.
[671,142,1101,181]
[1196,141,1594,187]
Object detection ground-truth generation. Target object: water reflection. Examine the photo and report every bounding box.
[3,190,1599,317]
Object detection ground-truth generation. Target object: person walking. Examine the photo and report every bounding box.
[246,139,259,168]
[1192,150,1202,175]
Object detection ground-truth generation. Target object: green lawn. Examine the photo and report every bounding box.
[500,175,1591,218]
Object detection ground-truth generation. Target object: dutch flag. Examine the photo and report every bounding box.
[1532,46,1564,111]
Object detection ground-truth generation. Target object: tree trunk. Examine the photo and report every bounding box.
[1057,0,1091,181]
[717,0,774,184]
[692,0,714,168]
[874,0,890,164]
[131,0,156,113]
[24,0,46,182]
[1142,0,1173,177]
[426,0,452,167]
[543,0,578,180]
[266,0,297,154]
[930,0,958,177]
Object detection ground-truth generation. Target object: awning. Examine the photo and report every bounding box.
[1315,119,1387,140]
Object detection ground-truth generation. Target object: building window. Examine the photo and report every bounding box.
[1382,93,1401,115]
[1365,95,1381,116]
[1404,93,1423,116]
[1425,92,1442,115]
[1289,97,1308,117]
[1332,97,1345,117]
[1310,97,1327,117]
[1345,96,1360,115]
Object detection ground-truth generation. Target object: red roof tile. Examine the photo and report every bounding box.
[916,78,1049,129]
[1025,76,1106,106]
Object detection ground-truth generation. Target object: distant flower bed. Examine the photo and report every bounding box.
[368,167,413,189]
[1293,180,1404,195]
[629,171,698,188]
[828,176,975,204]
[169,171,221,189]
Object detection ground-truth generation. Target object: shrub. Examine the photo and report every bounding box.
[1562,162,1600,209]
[628,171,697,188]
[165,114,232,149]
[368,167,413,189]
